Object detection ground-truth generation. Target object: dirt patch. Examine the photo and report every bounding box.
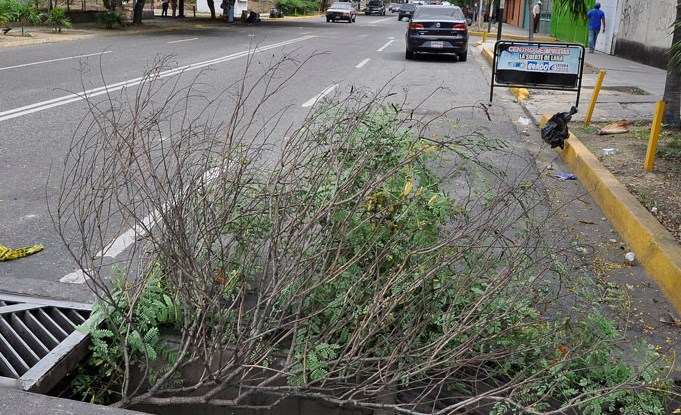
[571,121,681,243]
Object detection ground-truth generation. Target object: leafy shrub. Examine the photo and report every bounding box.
[0,0,13,25]
[97,10,125,29]
[274,0,317,15]
[73,268,182,404]
[44,7,72,32]
[58,60,674,413]
[5,0,43,35]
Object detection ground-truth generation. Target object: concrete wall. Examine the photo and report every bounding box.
[615,0,675,69]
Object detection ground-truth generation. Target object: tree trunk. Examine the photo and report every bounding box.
[207,0,215,19]
[663,0,681,127]
[132,0,145,24]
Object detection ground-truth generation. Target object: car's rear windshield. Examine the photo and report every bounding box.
[414,6,464,18]
[400,4,416,10]
[369,1,383,5]
[330,2,351,8]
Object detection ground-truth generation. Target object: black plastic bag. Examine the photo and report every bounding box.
[540,106,578,149]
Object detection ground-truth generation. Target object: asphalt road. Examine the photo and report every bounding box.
[0,15,530,300]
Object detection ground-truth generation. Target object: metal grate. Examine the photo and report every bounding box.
[0,294,94,393]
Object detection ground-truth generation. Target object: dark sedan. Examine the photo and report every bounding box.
[397,3,416,21]
[405,5,469,61]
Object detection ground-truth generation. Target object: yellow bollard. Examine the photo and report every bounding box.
[482,31,487,43]
[645,101,666,172]
[584,70,606,126]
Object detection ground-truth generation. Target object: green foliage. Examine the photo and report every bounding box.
[274,0,317,15]
[4,0,43,36]
[44,7,71,32]
[553,0,589,19]
[97,10,125,29]
[72,268,182,404]
[0,0,13,25]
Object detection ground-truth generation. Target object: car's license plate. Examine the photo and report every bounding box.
[431,41,444,48]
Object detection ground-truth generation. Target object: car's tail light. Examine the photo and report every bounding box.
[409,23,424,29]
[453,23,467,30]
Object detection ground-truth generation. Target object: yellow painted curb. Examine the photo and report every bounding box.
[539,114,681,314]
[469,30,556,42]
[481,47,531,101]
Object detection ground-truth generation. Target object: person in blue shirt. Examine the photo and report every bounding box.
[586,2,606,53]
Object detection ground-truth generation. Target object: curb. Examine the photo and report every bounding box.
[541,120,681,315]
[469,30,556,43]
[480,44,681,314]
[480,46,529,102]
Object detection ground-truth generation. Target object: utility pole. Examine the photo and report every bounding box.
[496,0,504,41]
[528,0,533,41]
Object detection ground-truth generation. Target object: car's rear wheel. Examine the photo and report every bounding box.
[326,17,330,22]
[406,49,414,59]
[458,51,467,62]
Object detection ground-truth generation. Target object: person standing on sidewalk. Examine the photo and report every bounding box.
[161,0,169,17]
[532,1,541,33]
[586,2,606,53]
[170,0,178,17]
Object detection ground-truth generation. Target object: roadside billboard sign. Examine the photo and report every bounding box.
[490,40,585,107]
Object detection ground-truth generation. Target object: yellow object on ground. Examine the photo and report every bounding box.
[0,243,44,261]
[510,87,529,101]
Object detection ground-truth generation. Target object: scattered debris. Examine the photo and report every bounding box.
[517,116,531,126]
[625,252,635,262]
[651,207,658,213]
[603,148,617,156]
[659,313,681,328]
[0,243,44,261]
[598,119,629,135]
[553,173,577,180]
[541,106,578,149]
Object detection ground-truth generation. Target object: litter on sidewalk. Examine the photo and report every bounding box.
[598,119,630,135]
[0,243,44,261]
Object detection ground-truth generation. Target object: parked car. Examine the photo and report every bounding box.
[366,0,386,15]
[326,2,357,22]
[405,5,469,61]
[397,3,416,20]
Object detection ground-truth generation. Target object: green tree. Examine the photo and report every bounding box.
[7,0,43,36]
[44,7,72,32]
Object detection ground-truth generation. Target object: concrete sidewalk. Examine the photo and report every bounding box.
[474,23,681,377]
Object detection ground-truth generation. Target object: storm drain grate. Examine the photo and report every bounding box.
[0,294,94,393]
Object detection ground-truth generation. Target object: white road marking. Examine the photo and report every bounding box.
[60,269,90,284]
[377,39,395,52]
[166,37,199,44]
[0,36,315,123]
[0,51,113,72]
[356,58,370,68]
[370,17,394,24]
[95,166,219,260]
[302,84,338,107]
[97,211,160,258]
